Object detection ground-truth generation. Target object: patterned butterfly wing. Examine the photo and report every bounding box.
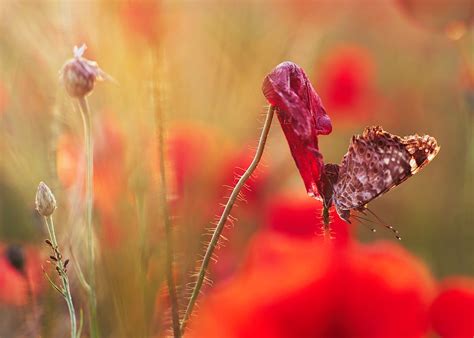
[331,126,439,221]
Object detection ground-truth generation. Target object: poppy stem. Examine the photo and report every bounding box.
[180,105,275,333]
[78,97,100,338]
[322,205,331,241]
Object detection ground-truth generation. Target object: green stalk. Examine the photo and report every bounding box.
[154,78,182,338]
[78,97,99,338]
[44,216,77,338]
[180,105,275,333]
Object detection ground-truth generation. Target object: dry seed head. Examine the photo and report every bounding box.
[35,182,56,216]
[60,44,107,98]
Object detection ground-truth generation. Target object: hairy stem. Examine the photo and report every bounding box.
[45,216,77,338]
[153,75,181,338]
[78,97,99,338]
[322,205,330,241]
[180,105,275,332]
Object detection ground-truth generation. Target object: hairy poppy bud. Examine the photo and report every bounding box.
[60,44,107,98]
[35,182,56,217]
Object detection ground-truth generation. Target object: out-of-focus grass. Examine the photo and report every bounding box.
[0,0,472,336]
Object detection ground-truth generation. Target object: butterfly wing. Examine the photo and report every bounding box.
[333,126,439,212]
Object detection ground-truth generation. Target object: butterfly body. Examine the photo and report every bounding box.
[320,126,440,224]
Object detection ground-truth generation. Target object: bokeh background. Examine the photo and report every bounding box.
[0,0,472,337]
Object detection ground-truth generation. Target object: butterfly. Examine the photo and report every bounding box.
[318,126,440,238]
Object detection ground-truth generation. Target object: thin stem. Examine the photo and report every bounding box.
[78,97,99,338]
[45,216,77,338]
[180,105,275,332]
[322,205,331,241]
[154,80,181,338]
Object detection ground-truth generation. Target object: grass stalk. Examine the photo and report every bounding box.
[153,78,182,338]
[180,105,275,333]
[78,97,99,338]
[43,215,77,338]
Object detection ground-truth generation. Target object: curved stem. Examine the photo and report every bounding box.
[78,97,99,338]
[180,105,275,333]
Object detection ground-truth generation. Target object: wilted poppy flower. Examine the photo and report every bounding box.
[262,61,332,198]
[317,45,377,121]
[60,44,109,98]
[0,244,42,306]
[189,233,435,338]
[263,192,351,244]
[430,277,474,338]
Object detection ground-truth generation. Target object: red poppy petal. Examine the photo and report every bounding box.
[430,277,474,338]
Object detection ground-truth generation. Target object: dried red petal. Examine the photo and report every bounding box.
[262,61,332,197]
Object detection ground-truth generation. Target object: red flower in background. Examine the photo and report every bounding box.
[189,233,435,338]
[263,61,332,198]
[264,193,351,245]
[57,114,126,214]
[0,245,42,306]
[430,277,474,338]
[56,114,127,246]
[120,0,162,43]
[317,44,377,121]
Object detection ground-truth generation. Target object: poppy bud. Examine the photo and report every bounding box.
[35,182,56,217]
[60,44,107,98]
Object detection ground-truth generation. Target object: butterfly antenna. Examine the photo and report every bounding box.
[351,214,377,233]
[365,208,401,240]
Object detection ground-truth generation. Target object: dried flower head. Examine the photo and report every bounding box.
[35,182,56,217]
[262,61,332,197]
[60,44,108,98]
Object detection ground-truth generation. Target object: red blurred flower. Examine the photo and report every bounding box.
[166,124,217,201]
[189,234,435,338]
[317,45,377,121]
[57,114,126,214]
[263,61,332,198]
[120,0,162,43]
[264,192,351,244]
[430,277,474,338]
[0,245,42,306]
[56,115,127,247]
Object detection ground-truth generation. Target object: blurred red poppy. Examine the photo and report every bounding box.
[263,192,351,244]
[430,277,474,338]
[189,233,435,338]
[120,0,162,43]
[56,114,126,214]
[56,115,127,247]
[263,61,332,198]
[0,245,42,306]
[317,44,377,122]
